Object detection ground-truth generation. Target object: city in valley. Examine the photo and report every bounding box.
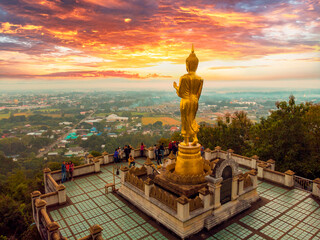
[1,89,319,161]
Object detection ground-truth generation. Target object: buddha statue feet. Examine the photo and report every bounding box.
[191,137,198,146]
[180,141,189,146]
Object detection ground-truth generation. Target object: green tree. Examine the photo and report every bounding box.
[170,131,183,142]
[251,96,316,177]
[153,121,163,129]
[90,150,102,157]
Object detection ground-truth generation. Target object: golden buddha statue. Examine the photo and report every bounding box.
[174,44,203,146]
[170,45,206,177]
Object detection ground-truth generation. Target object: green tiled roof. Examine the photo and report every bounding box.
[48,159,320,240]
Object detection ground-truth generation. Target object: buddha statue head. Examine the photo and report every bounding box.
[186,44,199,73]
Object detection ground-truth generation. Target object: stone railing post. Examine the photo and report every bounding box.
[93,158,101,172]
[204,148,211,161]
[257,162,266,179]
[248,169,258,189]
[231,176,239,201]
[35,199,47,231]
[251,155,259,169]
[87,154,94,164]
[120,166,129,184]
[47,222,60,240]
[89,224,103,240]
[43,168,51,193]
[31,191,41,223]
[215,146,221,158]
[198,188,211,210]
[207,177,222,209]
[284,170,295,188]
[144,178,154,198]
[56,184,66,205]
[144,158,153,175]
[238,175,244,195]
[267,159,275,171]
[312,178,320,199]
[102,152,109,164]
[177,196,190,221]
[108,154,113,163]
[227,149,234,160]
[147,148,154,159]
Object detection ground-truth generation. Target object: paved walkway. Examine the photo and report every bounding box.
[49,158,320,240]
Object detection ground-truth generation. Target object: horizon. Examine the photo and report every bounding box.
[0,79,320,93]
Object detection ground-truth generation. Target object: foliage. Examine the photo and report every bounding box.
[90,150,102,157]
[170,131,183,142]
[198,96,320,179]
[0,136,53,157]
[198,111,252,154]
[0,164,43,239]
[157,138,169,147]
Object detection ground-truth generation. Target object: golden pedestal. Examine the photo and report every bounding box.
[175,143,204,176]
[160,143,211,187]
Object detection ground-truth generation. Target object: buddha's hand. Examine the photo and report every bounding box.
[173,81,178,89]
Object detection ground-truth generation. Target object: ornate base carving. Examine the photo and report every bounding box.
[154,173,207,197]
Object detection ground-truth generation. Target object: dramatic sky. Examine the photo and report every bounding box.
[0,0,319,89]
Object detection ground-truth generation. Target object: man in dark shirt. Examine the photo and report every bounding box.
[124,145,131,162]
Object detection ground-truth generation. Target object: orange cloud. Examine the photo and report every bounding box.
[209,65,268,70]
[0,69,171,80]
[0,0,318,81]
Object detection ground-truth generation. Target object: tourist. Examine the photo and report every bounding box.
[128,145,132,157]
[201,145,204,157]
[124,145,130,162]
[160,143,165,160]
[176,141,180,155]
[128,155,135,168]
[118,147,122,161]
[154,145,158,162]
[66,162,70,181]
[114,148,119,163]
[168,141,173,154]
[157,146,162,165]
[69,162,74,181]
[172,141,177,155]
[61,161,66,183]
[140,142,145,157]
[123,145,127,161]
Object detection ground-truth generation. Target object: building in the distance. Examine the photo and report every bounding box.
[106,114,128,122]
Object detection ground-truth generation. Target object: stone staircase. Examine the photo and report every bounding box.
[204,199,251,230]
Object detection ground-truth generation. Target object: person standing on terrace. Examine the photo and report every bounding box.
[114,148,119,163]
[61,161,66,183]
[69,162,74,181]
[140,142,145,157]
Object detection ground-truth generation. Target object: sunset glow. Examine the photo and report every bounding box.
[0,0,319,84]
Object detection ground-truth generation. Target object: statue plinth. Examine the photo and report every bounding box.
[160,143,211,187]
[174,143,204,176]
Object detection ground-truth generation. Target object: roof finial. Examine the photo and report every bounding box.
[191,43,194,53]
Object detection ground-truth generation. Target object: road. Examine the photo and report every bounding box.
[36,111,95,158]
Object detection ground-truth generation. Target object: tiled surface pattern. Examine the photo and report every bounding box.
[209,180,320,240]
[49,159,320,240]
[50,161,168,240]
